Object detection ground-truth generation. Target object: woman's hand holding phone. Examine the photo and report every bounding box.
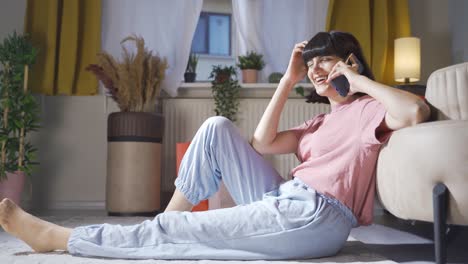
[327,53,364,96]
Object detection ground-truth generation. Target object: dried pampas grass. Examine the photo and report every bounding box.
[87,35,168,112]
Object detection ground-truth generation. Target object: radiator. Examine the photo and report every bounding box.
[162,98,330,194]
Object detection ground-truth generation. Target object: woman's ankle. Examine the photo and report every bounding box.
[164,190,194,212]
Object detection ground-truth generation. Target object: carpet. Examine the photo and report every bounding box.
[0,215,397,264]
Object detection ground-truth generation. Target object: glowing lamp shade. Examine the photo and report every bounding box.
[394,37,421,83]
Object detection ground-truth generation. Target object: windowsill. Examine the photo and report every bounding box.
[197,54,234,60]
[170,82,314,99]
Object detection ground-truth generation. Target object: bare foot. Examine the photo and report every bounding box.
[0,198,71,252]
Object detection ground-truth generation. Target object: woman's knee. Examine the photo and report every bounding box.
[202,116,234,131]
[197,116,243,144]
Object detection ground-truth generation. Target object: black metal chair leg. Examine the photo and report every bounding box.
[433,183,448,264]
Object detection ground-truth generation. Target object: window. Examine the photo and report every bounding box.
[191,12,231,56]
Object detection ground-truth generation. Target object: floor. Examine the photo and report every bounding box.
[354,211,468,264]
[1,209,467,263]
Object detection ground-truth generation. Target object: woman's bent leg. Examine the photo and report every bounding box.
[175,116,284,206]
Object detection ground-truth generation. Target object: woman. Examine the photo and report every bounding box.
[0,31,430,260]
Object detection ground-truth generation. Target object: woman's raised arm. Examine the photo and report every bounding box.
[251,42,308,155]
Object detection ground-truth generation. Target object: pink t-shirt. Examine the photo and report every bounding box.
[289,95,391,226]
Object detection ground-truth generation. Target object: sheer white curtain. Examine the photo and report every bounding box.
[232,0,329,82]
[102,0,203,97]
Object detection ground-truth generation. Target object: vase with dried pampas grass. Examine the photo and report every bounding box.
[87,35,167,216]
[87,34,168,112]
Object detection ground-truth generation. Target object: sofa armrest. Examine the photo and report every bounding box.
[376,120,468,225]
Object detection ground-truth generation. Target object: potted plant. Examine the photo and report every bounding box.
[0,32,40,205]
[184,52,199,83]
[237,51,265,83]
[86,35,168,216]
[209,65,240,121]
[268,72,283,83]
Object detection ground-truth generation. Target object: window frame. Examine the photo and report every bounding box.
[192,11,232,57]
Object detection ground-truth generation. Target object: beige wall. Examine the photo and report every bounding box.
[0,0,26,41]
[448,0,468,64]
[27,96,111,210]
[408,0,453,84]
[0,0,466,211]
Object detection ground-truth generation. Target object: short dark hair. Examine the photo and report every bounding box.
[301,31,374,104]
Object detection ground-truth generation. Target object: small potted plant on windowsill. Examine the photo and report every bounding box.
[0,32,40,205]
[209,65,241,122]
[237,51,265,83]
[184,52,199,83]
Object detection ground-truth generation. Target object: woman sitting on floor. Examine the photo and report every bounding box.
[0,31,430,260]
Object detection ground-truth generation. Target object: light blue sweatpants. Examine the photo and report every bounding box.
[68,116,357,260]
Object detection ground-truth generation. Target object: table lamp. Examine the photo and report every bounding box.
[394,37,425,96]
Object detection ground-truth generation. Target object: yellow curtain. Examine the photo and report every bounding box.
[326,0,411,85]
[24,0,101,95]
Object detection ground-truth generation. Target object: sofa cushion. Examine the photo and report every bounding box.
[376,120,468,225]
[425,62,468,121]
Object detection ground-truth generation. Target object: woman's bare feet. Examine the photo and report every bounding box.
[0,198,71,252]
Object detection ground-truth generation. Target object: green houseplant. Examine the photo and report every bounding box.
[268,72,283,83]
[237,51,265,83]
[184,52,199,83]
[0,32,40,204]
[209,65,240,122]
[87,35,168,216]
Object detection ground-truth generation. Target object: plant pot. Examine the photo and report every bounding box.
[215,74,230,84]
[242,69,258,83]
[106,112,164,216]
[184,72,196,83]
[0,171,25,205]
[175,142,208,211]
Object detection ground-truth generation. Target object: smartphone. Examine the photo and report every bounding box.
[330,53,364,97]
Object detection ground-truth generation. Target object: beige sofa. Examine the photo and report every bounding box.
[376,62,468,264]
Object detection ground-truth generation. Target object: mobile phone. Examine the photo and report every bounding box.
[330,53,364,97]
